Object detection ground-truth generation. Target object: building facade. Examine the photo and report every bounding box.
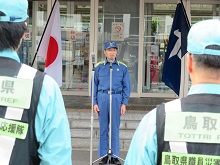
[20,0,220,98]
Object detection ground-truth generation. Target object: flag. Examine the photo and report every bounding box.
[162,2,190,96]
[37,0,62,86]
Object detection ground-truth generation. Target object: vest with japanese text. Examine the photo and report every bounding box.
[156,94,220,165]
[0,57,44,165]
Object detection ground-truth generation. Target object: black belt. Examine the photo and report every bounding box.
[98,90,122,94]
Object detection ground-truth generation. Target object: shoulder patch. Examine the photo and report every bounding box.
[95,60,105,67]
[119,61,127,67]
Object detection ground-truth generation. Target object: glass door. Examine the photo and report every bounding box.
[32,0,91,94]
[142,2,179,96]
[190,2,220,24]
[142,0,220,98]
[59,1,91,93]
[98,0,140,93]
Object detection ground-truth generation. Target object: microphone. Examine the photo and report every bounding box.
[110,58,114,63]
[110,58,114,68]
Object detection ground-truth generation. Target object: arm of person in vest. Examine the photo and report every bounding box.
[124,109,158,165]
[35,75,72,165]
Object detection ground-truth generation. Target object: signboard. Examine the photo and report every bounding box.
[111,22,124,41]
[150,45,159,83]
[85,33,89,43]
[162,152,220,165]
[0,76,33,109]
[165,112,220,143]
[24,29,31,40]
[66,30,76,41]
[70,30,76,41]
[0,118,28,139]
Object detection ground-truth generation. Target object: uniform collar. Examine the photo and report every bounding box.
[188,83,220,95]
[0,49,20,63]
[104,58,119,65]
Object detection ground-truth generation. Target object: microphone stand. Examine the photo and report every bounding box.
[108,60,113,163]
[90,60,95,165]
[92,60,110,164]
[92,61,114,164]
[107,60,125,164]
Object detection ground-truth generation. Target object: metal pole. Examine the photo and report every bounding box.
[109,61,113,153]
[90,63,95,165]
[109,59,125,163]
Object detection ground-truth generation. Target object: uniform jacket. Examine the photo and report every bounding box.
[93,58,130,105]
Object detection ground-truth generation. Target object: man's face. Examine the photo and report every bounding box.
[104,48,117,61]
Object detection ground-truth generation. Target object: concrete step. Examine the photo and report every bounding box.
[71,137,132,151]
[67,109,147,150]
[67,109,146,121]
[71,128,136,140]
[69,119,141,130]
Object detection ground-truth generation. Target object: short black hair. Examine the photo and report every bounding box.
[0,11,27,51]
[193,54,220,70]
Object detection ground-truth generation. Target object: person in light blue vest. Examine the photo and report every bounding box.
[0,0,72,164]
[93,41,130,164]
[125,19,220,165]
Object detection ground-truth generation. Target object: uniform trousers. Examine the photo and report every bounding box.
[97,92,122,157]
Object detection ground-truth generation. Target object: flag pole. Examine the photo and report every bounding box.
[31,0,58,67]
[180,0,191,28]
[179,0,191,98]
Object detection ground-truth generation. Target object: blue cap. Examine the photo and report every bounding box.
[0,0,28,22]
[104,41,118,50]
[187,19,220,56]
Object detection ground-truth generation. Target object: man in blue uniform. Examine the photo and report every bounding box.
[0,0,72,164]
[125,19,220,165]
[93,41,130,164]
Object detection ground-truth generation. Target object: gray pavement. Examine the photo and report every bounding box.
[72,149,127,165]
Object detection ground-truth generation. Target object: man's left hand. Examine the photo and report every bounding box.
[121,104,126,116]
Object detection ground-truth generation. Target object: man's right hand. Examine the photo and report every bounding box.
[93,104,99,116]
